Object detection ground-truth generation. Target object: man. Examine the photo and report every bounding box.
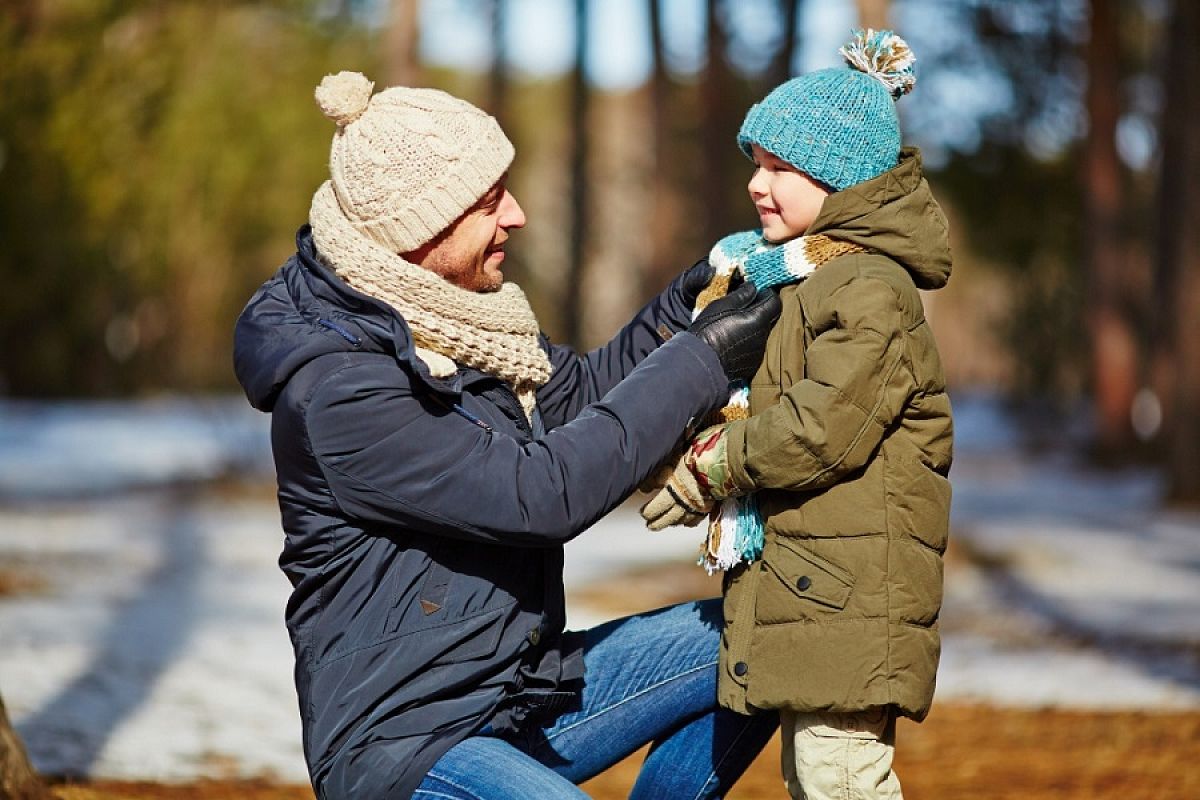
[234,71,780,799]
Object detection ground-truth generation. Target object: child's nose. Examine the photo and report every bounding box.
[747,167,768,197]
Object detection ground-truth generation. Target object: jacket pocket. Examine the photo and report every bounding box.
[425,604,507,667]
[759,537,855,623]
[383,545,454,637]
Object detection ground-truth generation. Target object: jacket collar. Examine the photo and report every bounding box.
[807,148,952,291]
[294,226,471,397]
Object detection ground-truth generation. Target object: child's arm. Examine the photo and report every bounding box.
[724,266,913,494]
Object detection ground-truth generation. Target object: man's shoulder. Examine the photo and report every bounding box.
[279,351,415,416]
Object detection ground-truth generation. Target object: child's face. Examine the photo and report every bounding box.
[747,144,831,243]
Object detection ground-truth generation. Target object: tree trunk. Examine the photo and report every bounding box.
[565,0,590,348]
[1083,0,1138,456]
[384,0,421,87]
[0,694,50,800]
[700,0,731,245]
[1158,0,1200,502]
[769,0,803,87]
[486,0,508,129]
[854,0,890,30]
[642,0,684,297]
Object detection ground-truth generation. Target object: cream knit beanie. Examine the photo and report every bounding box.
[314,71,515,253]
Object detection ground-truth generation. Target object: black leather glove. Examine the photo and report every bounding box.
[671,258,716,311]
[687,281,782,382]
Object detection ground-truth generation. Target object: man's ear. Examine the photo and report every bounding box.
[402,215,459,267]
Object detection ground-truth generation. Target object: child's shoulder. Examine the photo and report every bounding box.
[805,250,913,294]
[798,251,924,324]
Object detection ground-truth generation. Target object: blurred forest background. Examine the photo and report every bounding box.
[1,0,1198,500]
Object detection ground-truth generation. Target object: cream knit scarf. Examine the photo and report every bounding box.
[309,181,552,421]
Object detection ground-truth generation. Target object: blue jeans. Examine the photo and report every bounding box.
[413,599,778,800]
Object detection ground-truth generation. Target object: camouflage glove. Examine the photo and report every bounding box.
[640,425,738,531]
[640,458,713,531]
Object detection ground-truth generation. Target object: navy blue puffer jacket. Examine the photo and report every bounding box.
[233,228,727,799]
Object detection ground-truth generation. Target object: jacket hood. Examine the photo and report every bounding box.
[808,148,952,290]
[233,227,444,412]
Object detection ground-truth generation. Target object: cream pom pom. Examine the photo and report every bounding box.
[315,71,375,126]
[839,29,916,99]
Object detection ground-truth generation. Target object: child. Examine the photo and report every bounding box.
[642,30,953,800]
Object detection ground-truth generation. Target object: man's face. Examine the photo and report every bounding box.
[404,175,526,292]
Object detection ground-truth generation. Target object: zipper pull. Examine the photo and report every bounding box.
[452,404,493,432]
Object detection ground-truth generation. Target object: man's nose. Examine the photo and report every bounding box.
[500,191,526,229]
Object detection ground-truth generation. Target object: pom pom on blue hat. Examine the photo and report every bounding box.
[737,29,916,192]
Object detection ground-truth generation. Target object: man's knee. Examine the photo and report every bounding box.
[655,598,723,642]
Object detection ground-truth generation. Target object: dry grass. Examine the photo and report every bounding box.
[0,567,47,598]
[44,705,1200,799]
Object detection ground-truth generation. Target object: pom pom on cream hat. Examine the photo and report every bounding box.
[313,71,515,253]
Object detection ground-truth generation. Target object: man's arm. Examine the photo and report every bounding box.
[536,260,712,429]
[307,333,728,547]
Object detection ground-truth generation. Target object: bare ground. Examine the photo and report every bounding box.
[46,705,1200,799]
[29,542,1200,798]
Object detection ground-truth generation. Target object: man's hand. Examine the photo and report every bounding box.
[672,258,716,311]
[687,282,781,382]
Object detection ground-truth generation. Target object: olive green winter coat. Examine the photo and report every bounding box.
[719,148,954,722]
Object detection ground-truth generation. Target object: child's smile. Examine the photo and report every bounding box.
[747,144,832,242]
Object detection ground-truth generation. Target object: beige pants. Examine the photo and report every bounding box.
[780,708,903,800]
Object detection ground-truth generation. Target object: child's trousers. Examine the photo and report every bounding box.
[780,707,903,800]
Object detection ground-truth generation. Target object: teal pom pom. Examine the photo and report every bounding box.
[839,29,916,99]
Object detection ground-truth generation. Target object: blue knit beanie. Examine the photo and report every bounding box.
[738,30,917,192]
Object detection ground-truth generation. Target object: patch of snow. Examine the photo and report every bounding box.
[937,634,1200,710]
[0,396,271,500]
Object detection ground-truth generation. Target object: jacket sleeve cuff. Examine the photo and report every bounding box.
[668,332,731,416]
[722,418,757,493]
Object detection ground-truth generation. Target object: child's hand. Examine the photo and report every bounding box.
[637,447,682,494]
[640,425,737,530]
[640,457,714,530]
